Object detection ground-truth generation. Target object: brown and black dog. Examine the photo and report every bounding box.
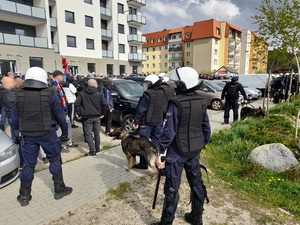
[240,106,266,120]
[108,126,159,173]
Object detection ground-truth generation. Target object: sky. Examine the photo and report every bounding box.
[142,0,263,34]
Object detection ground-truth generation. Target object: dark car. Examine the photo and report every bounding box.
[124,76,145,86]
[95,78,144,134]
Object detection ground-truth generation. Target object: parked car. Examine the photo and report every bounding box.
[124,76,145,86]
[95,78,144,134]
[197,80,224,110]
[0,129,19,188]
[214,81,253,101]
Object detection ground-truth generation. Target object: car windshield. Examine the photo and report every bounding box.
[116,82,144,98]
[206,81,224,91]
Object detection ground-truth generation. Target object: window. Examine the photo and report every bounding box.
[15,29,26,36]
[146,64,149,68]
[214,49,218,55]
[186,61,190,66]
[29,57,43,68]
[186,42,190,48]
[163,36,168,42]
[118,24,124,34]
[158,63,161,68]
[186,33,191,38]
[84,0,92,4]
[214,59,217,65]
[129,26,137,34]
[85,15,93,27]
[152,55,155,60]
[67,35,76,47]
[186,52,190,57]
[119,44,125,53]
[151,38,155,44]
[165,54,167,59]
[165,45,168,50]
[118,3,124,13]
[129,7,137,15]
[146,48,149,52]
[215,39,219,45]
[120,65,125,75]
[152,63,155,68]
[130,45,137,53]
[159,46,161,50]
[152,47,155,51]
[87,63,95,73]
[216,28,220,35]
[165,63,168,67]
[100,0,106,7]
[86,38,94,49]
[65,11,75,23]
[158,37,162,42]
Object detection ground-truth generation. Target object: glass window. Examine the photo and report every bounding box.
[67,35,76,47]
[118,24,124,34]
[216,28,220,35]
[186,52,190,57]
[85,16,93,27]
[118,3,124,13]
[84,0,92,4]
[130,45,137,53]
[86,38,94,49]
[165,45,168,50]
[87,63,95,73]
[29,57,43,68]
[120,65,125,75]
[186,33,190,38]
[65,11,75,23]
[151,38,155,43]
[214,49,218,55]
[15,29,26,36]
[129,26,137,35]
[152,55,155,60]
[152,63,155,68]
[119,44,125,53]
[186,42,191,48]
[152,47,155,51]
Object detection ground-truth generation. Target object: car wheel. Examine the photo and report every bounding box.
[121,114,137,134]
[211,99,222,110]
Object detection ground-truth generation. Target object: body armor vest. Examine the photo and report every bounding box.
[145,89,165,126]
[171,93,206,158]
[16,88,54,137]
[159,84,174,113]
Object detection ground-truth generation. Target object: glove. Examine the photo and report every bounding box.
[13,139,20,144]
[60,134,69,143]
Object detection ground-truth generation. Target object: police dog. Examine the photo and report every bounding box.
[108,126,159,173]
[240,106,266,120]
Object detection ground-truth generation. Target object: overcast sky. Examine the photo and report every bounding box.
[142,0,263,34]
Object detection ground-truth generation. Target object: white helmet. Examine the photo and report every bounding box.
[143,74,162,90]
[168,67,200,92]
[22,67,48,89]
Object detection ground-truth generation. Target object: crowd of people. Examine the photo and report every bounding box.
[0,66,212,225]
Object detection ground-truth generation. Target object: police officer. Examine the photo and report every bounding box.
[221,76,247,124]
[11,67,72,207]
[133,74,165,169]
[153,67,211,225]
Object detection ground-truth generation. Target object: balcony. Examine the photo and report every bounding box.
[169,45,182,52]
[100,7,111,20]
[0,32,48,48]
[50,18,57,28]
[0,0,46,25]
[102,50,113,58]
[127,34,146,44]
[128,53,147,61]
[127,13,146,26]
[101,29,112,40]
[52,43,59,53]
[169,56,182,61]
[127,0,146,8]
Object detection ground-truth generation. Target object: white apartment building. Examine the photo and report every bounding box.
[0,0,146,76]
[240,30,252,74]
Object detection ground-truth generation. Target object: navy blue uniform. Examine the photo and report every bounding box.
[11,93,68,196]
[157,100,211,224]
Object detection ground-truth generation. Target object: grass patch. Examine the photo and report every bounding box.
[204,98,300,221]
[100,144,120,152]
[106,182,131,201]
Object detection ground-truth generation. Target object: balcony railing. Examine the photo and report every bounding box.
[169,46,182,51]
[0,33,48,48]
[169,56,182,61]
[100,7,111,18]
[52,43,59,52]
[0,0,46,19]
[101,29,112,38]
[128,53,147,61]
[127,13,146,26]
[102,50,113,58]
[127,34,146,43]
[127,0,146,7]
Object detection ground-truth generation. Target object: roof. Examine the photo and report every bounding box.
[215,66,238,74]
[226,22,241,32]
[142,29,170,47]
[191,19,222,40]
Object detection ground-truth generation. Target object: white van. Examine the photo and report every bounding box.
[238,74,269,96]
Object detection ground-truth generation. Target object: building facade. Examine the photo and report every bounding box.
[0,0,146,76]
[142,19,267,75]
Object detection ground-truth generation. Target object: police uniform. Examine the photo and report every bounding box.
[11,67,72,207]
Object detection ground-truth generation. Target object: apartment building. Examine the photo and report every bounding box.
[0,0,146,76]
[240,30,268,74]
[142,19,267,75]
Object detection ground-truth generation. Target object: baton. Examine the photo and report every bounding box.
[152,156,165,209]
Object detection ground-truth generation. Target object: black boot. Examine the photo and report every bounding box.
[151,221,173,225]
[53,172,73,200]
[17,183,32,207]
[133,156,148,169]
[184,212,203,225]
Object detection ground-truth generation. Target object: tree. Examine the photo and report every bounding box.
[253,0,300,79]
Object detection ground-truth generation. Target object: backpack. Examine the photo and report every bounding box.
[227,83,238,98]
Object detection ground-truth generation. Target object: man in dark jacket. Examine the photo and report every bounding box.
[152,67,211,225]
[11,67,72,206]
[221,76,247,124]
[75,79,108,156]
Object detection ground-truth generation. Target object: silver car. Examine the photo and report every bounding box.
[0,129,20,188]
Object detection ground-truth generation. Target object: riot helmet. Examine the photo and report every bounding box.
[22,67,48,89]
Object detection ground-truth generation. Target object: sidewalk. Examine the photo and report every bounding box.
[0,99,269,225]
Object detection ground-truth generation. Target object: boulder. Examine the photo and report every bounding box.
[248,143,299,173]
